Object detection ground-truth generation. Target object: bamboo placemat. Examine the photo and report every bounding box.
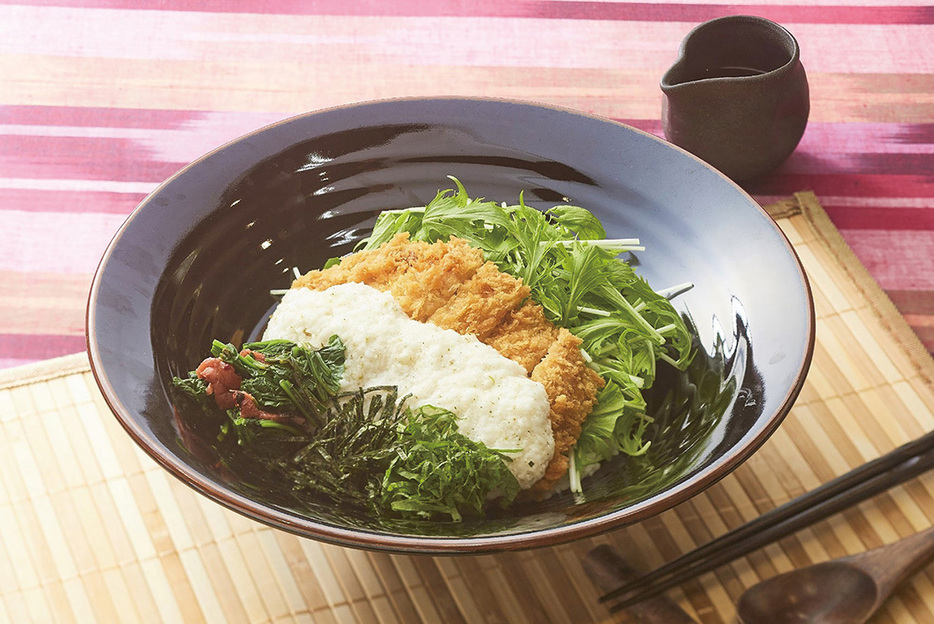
[2,192,934,624]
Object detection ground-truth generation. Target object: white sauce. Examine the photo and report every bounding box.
[263,283,555,489]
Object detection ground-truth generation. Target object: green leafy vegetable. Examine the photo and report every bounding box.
[353,178,695,490]
[172,375,212,410]
[172,342,519,521]
[212,336,345,429]
[380,405,520,522]
[275,391,520,521]
[278,386,411,511]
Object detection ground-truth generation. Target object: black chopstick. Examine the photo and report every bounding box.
[602,428,934,602]
[599,428,934,611]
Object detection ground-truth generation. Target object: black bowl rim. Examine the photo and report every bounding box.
[86,95,816,554]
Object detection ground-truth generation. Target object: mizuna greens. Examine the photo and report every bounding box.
[171,338,520,521]
[360,178,694,491]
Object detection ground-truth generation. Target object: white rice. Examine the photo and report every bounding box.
[262,282,555,489]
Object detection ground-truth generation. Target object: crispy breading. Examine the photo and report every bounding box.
[292,233,414,291]
[386,237,486,322]
[291,233,603,490]
[428,262,530,340]
[292,233,485,321]
[484,302,559,375]
[530,329,605,491]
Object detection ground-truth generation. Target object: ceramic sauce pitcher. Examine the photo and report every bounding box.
[661,16,809,182]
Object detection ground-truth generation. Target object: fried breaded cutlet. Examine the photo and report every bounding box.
[293,234,484,322]
[291,233,604,491]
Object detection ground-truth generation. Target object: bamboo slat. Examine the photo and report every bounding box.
[1,192,933,623]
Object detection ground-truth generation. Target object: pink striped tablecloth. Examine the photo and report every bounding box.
[1,1,932,369]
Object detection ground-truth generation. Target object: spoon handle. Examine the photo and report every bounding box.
[584,545,698,624]
[855,525,934,598]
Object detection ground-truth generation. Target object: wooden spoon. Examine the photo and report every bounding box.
[736,525,934,623]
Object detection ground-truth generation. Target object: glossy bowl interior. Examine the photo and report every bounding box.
[87,98,814,553]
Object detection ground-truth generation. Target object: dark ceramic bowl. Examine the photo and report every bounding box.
[87,97,814,554]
